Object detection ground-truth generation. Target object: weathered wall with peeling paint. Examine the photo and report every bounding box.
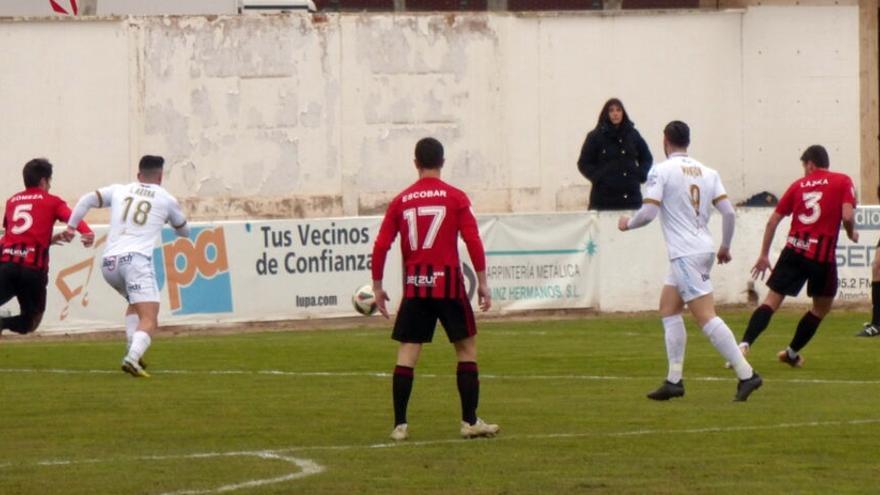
[0,7,859,223]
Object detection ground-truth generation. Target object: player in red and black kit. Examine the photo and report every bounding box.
[738,145,858,366]
[0,159,94,335]
[372,137,498,441]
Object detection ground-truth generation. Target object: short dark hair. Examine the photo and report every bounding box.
[23,158,53,188]
[139,155,165,172]
[800,145,829,169]
[664,121,690,148]
[415,137,444,169]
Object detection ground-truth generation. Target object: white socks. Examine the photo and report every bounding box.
[662,315,687,383]
[703,316,753,380]
[125,314,139,350]
[126,330,151,364]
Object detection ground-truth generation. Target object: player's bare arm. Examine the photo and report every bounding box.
[476,271,491,312]
[372,280,390,319]
[752,212,783,280]
[842,202,858,243]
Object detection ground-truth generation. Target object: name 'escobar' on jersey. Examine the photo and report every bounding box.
[401,190,448,203]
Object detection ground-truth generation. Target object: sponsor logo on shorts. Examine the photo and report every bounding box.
[102,257,116,271]
[154,226,232,315]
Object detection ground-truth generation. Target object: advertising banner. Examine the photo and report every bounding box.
[480,213,597,311]
[836,206,880,303]
[3,213,598,334]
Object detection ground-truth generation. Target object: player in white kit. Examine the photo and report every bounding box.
[618,121,762,402]
[63,155,189,377]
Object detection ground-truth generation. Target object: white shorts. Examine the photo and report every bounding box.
[101,253,160,304]
[664,253,715,303]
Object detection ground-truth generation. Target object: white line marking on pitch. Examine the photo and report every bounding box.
[9,418,878,473]
[2,367,880,385]
[22,450,324,495]
[275,418,880,452]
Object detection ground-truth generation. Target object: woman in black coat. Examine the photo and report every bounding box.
[577,98,653,210]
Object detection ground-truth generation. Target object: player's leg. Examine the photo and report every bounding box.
[122,301,158,377]
[117,254,160,377]
[2,267,48,335]
[125,307,139,351]
[390,342,422,440]
[740,290,784,349]
[742,249,805,349]
[646,279,687,400]
[688,294,763,401]
[122,307,147,370]
[389,298,435,440]
[101,255,142,371]
[659,284,686,381]
[858,244,880,336]
[452,336,479,425]
[0,263,17,331]
[779,296,833,367]
[453,336,498,438]
[441,298,497,438]
[779,259,837,367]
[687,294,754,378]
[678,254,761,400]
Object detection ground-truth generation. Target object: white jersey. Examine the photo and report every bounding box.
[97,182,187,258]
[644,153,727,260]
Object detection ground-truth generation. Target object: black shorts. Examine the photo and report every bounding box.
[392,297,477,344]
[766,248,838,298]
[0,262,49,316]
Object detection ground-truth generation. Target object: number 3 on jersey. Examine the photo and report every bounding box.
[798,191,822,225]
[403,206,446,250]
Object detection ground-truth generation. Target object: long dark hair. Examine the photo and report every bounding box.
[596,97,632,129]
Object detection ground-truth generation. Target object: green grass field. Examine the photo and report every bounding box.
[1,309,879,495]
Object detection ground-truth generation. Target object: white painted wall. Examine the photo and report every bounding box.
[0,6,860,224]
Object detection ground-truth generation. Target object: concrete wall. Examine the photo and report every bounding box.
[0,6,860,223]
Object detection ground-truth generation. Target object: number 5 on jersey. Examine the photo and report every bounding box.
[10,203,34,234]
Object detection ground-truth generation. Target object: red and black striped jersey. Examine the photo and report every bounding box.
[775,169,856,263]
[372,177,486,299]
[1,187,92,272]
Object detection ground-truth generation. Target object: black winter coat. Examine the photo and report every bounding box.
[577,121,653,210]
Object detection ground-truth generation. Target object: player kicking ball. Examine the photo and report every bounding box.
[619,121,762,402]
[62,155,189,378]
[737,145,858,365]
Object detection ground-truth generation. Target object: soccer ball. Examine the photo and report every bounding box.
[352,284,378,316]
